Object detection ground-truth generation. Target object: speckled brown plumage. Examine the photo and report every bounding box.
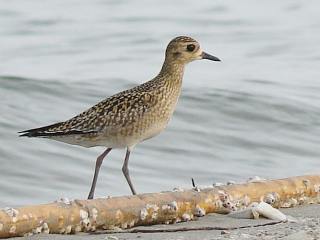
[19,36,221,198]
[19,65,184,148]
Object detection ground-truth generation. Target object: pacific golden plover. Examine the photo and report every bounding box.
[19,36,221,199]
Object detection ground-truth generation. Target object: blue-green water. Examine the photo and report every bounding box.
[0,0,320,207]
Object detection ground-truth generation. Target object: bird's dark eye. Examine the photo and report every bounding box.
[186,44,195,52]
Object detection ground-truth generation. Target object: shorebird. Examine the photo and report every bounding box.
[19,36,220,199]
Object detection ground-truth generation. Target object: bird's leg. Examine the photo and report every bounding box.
[122,148,137,195]
[88,148,112,199]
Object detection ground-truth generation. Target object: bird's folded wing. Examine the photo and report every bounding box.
[19,89,156,138]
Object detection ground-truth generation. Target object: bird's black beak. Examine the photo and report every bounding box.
[201,52,221,61]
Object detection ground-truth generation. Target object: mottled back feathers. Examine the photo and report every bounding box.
[19,80,162,138]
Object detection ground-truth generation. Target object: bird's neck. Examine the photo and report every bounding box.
[157,59,185,87]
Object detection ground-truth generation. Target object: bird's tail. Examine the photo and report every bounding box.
[18,122,66,137]
[19,122,97,137]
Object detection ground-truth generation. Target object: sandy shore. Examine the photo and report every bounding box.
[10,204,320,240]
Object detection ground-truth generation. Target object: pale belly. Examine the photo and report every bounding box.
[46,116,170,149]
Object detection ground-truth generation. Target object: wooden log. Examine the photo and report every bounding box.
[0,175,319,238]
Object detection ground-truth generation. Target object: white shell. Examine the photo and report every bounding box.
[255,202,287,221]
[227,180,236,185]
[182,213,191,221]
[140,208,148,221]
[105,236,119,240]
[172,187,184,192]
[194,206,206,217]
[213,182,224,187]
[228,201,287,222]
[55,197,71,205]
[247,176,266,183]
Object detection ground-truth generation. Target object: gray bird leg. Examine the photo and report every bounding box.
[122,148,137,195]
[88,148,112,199]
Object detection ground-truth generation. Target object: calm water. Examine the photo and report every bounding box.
[0,0,320,207]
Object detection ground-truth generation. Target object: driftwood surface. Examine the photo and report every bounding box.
[0,175,319,238]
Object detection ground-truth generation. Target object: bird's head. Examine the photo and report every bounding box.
[165,36,221,64]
